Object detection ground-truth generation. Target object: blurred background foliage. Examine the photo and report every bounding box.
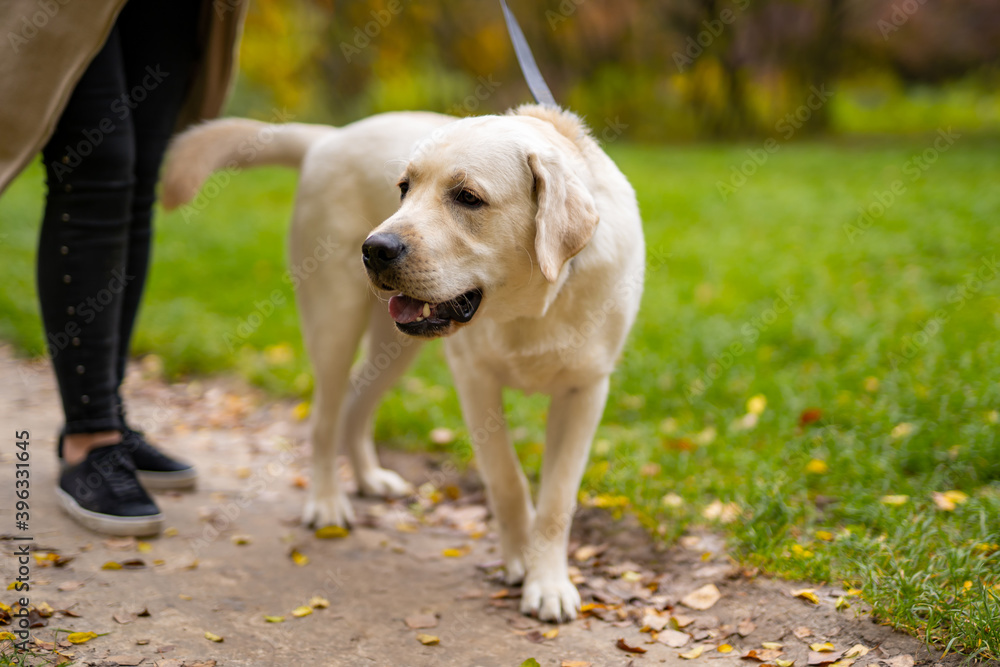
[228,0,1000,140]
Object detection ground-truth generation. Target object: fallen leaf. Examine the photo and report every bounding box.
[808,650,844,666]
[657,629,691,648]
[617,638,647,654]
[179,594,193,601]
[737,619,756,637]
[680,645,706,659]
[405,614,438,629]
[0,632,16,641]
[442,546,471,558]
[289,548,309,566]
[520,660,540,667]
[815,530,834,541]
[835,597,850,611]
[561,662,591,667]
[775,660,795,667]
[793,626,813,639]
[264,616,285,623]
[882,656,914,667]
[747,394,767,415]
[670,614,695,629]
[810,643,835,652]
[719,644,734,653]
[58,580,84,592]
[680,584,721,610]
[231,535,252,545]
[113,613,134,625]
[204,631,224,643]
[743,649,784,662]
[120,559,146,569]
[105,656,144,666]
[932,490,969,512]
[806,459,829,474]
[101,561,123,570]
[35,602,55,618]
[136,541,153,553]
[642,612,671,631]
[416,633,440,645]
[762,642,784,650]
[66,632,99,644]
[291,606,313,618]
[792,589,820,604]
[799,408,823,427]
[843,645,869,659]
[543,628,559,639]
[315,526,350,539]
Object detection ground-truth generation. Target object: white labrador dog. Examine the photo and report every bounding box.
[162,105,644,622]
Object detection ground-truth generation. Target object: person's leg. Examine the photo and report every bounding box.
[112,0,202,422]
[38,25,135,463]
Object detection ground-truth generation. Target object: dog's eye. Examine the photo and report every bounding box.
[398,181,409,200]
[456,189,484,208]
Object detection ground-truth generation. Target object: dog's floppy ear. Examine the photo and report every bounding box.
[528,151,600,282]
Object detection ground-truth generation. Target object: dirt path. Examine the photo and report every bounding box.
[0,345,956,667]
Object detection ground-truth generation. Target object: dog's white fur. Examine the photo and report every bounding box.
[162,106,644,622]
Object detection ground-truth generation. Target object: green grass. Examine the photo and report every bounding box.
[2,136,999,658]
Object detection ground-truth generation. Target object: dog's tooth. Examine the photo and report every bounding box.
[422,303,431,317]
[415,316,424,322]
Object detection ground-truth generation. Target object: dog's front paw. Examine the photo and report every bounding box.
[358,467,413,499]
[302,490,355,528]
[520,571,581,623]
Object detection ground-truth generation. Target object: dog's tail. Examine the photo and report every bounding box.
[161,118,333,210]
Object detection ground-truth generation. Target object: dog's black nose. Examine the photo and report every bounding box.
[362,234,406,273]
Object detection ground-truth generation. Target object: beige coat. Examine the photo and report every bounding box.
[0,0,247,196]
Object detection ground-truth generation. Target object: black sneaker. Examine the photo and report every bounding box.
[58,430,197,490]
[56,444,165,536]
[121,429,198,490]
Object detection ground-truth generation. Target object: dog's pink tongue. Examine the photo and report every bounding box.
[388,294,425,324]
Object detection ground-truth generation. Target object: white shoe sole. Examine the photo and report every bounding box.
[137,468,198,491]
[56,487,164,537]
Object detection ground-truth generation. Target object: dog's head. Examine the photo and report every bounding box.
[363,106,600,338]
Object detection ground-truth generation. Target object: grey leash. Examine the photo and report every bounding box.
[499,0,557,107]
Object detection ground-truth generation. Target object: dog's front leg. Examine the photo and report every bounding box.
[452,371,534,584]
[521,378,610,623]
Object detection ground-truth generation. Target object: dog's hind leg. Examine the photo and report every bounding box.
[339,302,421,498]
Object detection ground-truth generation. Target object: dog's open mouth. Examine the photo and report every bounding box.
[387,289,483,337]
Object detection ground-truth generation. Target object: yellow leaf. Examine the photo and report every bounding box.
[137,541,153,553]
[775,660,795,667]
[264,615,285,623]
[291,606,313,618]
[746,394,767,415]
[792,589,819,604]
[718,644,733,653]
[0,632,15,641]
[805,459,829,475]
[292,401,310,421]
[846,588,862,596]
[810,642,835,652]
[179,594,192,600]
[890,422,913,438]
[622,571,642,582]
[679,645,705,659]
[231,535,252,545]
[416,633,440,645]
[204,631,224,642]
[880,495,908,506]
[309,596,330,609]
[816,530,834,541]
[101,561,122,570]
[843,644,869,659]
[943,490,969,504]
[66,632,99,644]
[762,642,783,650]
[315,526,350,539]
[835,596,850,611]
[543,628,559,639]
[164,527,179,537]
[35,602,55,618]
[442,546,470,558]
[290,549,309,566]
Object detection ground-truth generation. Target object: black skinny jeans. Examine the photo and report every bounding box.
[37,0,201,435]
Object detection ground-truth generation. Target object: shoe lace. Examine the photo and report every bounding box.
[92,446,146,501]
